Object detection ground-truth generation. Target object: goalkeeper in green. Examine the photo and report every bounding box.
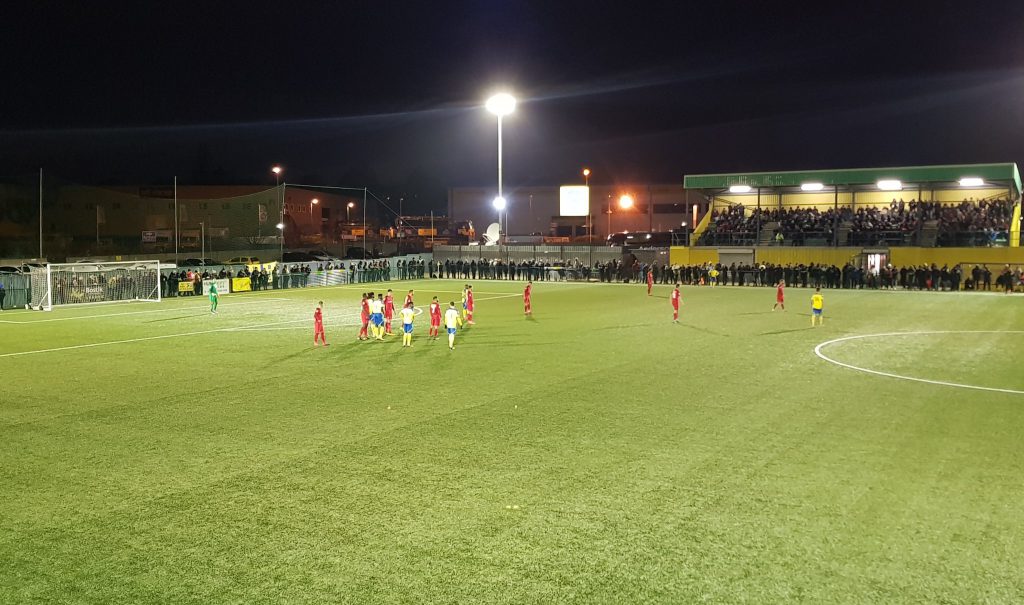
[209,282,219,314]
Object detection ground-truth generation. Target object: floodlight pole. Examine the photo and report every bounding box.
[362,187,367,259]
[497,115,504,204]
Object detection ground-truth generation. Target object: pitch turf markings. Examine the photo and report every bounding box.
[0,298,291,324]
[814,330,1024,395]
[0,318,311,358]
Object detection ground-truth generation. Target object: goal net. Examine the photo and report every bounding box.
[29,261,161,311]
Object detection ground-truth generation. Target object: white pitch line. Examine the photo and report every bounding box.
[0,298,291,324]
[472,293,523,302]
[0,318,310,358]
[814,330,1024,395]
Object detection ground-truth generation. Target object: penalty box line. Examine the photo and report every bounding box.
[0,298,291,325]
[0,317,316,359]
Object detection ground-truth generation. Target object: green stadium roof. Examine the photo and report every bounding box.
[684,163,1021,196]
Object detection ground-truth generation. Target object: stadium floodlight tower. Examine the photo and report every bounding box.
[493,195,507,245]
[486,92,516,244]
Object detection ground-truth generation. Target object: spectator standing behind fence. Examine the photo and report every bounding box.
[0,281,6,310]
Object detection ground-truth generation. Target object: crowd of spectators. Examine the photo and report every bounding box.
[703,198,1015,246]
[612,260,1023,292]
[435,258,585,281]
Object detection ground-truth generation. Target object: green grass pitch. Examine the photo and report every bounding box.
[1,279,1022,603]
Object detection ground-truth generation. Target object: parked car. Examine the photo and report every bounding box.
[282,251,317,262]
[224,256,260,265]
[306,251,344,264]
[177,258,220,267]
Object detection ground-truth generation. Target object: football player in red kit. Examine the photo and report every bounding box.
[465,285,475,324]
[647,268,654,296]
[428,296,442,339]
[358,293,370,340]
[314,301,329,346]
[671,284,681,323]
[405,289,414,308]
[523,281,532,315]
[773,280,786,311]
[384,289,395,335]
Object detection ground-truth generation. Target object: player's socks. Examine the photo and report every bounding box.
[448,334,455,348]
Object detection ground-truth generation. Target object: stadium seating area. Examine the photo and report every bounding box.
[701,198,1015,247]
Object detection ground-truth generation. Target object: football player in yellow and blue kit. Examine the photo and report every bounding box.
[444,301,463,350]
[811,287,824,326]
[370,294,385,340]
[400,302,416,348]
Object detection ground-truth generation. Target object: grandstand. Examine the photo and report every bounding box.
[677,163,1023,269]
[686,163,1020,249]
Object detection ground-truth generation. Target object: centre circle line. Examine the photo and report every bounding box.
[813,330,1024,395]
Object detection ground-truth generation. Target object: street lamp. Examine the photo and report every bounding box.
[276,222,285,261]
[347,201,354,222]
[272,165,283,254]
[607,194,634,241]
[583,168,592,241]
[486,92,516,240]
[310,197,319,232]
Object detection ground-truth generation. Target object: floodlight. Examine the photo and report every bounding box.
[618,194,634,209]
[485,93,516,117]
[959,177,984,187]
[801,182,824,191]
[728,185,752,193]
[276,222,285,229]
[271,166,282,175]
[492,196,507,210]
[877,180,902,191]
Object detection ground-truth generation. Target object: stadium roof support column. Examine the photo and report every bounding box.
[917,184,924,245]
[833,184,839,248]
[756,188,761,244]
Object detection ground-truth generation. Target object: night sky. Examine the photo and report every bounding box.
[2,1,1022,212]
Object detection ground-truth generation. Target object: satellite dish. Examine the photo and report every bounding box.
[483,222,500,246]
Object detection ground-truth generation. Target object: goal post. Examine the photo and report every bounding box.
[29,261,161,311]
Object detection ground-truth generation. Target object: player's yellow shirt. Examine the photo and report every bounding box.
[444,308,461,329]
[400,307,415,325]
[812,293,824,310]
